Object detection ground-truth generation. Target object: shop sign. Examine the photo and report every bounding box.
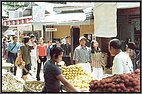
[46,28,57,32]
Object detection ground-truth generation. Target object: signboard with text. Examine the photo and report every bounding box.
[46,28,57,32]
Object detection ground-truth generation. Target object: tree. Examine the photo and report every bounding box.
[2,2,30,10]
[2,2,30,17]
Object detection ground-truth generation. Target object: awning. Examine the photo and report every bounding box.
[44,13,86,23]
[3,30,16,35]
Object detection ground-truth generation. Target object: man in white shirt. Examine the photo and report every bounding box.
[108,39,133,75]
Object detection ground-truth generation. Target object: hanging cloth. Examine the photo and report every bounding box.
[94,3,117,37]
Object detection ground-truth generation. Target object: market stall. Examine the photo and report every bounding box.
[2,63,14,72]
[2,73,24,92]
[59,64,140,92]
[2,63,140,92]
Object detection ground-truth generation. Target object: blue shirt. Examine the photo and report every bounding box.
[8,42,21,53]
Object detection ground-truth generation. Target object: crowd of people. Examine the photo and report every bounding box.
[2,34,140,92]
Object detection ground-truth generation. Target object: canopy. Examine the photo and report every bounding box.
[3,30,16,35]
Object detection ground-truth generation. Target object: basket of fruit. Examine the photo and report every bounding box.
[89,69,140,92]
[60,65,85,80]
[60,65,94,92]
[23,81,45,92]
[2,73,24,92]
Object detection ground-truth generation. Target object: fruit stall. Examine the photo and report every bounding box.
[59,65,140,92]
[2,64,140,92]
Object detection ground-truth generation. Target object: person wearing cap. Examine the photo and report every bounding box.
[73,36,91,74]
[4,36,21,75]
[61,36,71,66]
[125,42,137,70]
[108,39,133,75]
[29,34,35,46]
[29,34,37,73]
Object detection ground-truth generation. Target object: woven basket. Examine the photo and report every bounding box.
[23,81,44,92]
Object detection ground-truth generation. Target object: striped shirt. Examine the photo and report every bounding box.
[90,52,105,68]
[73,45,91,63]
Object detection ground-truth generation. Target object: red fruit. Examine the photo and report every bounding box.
[121,80,125,83]
[115,84,120,88]
[94,80,98,83]
[125,89,130,92]
[124,79,129,83]
[135,86,140,90]
[128,82,133,86]
[107,78,112,83]
[100,85,104,88]
[90,89,95,92]
[117,88,122,92]
[107,87,112,91]
[127,73,131,76]
[95,89,100,92]
[119,83,125,89]
[104,83,107,87]
[97,82,101,86]
[131,74,135,78]
[111,84,116,88]
[130,88,135,92]
[109,83,113,87]
[134,90,139,92]
[112,89,117,92]
[129,77,133,82]
[132,80,138,86]
[123,87,127,91]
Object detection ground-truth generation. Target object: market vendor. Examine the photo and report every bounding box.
[73,36,91,74]
[108,39,133,75]
[42,47,80,92]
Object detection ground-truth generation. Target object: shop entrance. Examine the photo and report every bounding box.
[70,26,80,64]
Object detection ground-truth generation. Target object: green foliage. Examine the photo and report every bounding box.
[2,2,30,11]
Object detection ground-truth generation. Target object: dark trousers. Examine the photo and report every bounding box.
[62,57,71,66]
[36,56,47,80]
[7,54,17,75]
[22,63,30,76]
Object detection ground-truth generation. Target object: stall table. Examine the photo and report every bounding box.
[2,63,14,72]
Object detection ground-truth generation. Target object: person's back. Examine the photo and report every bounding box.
[112,52,133,75]
[108,39,134,75]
